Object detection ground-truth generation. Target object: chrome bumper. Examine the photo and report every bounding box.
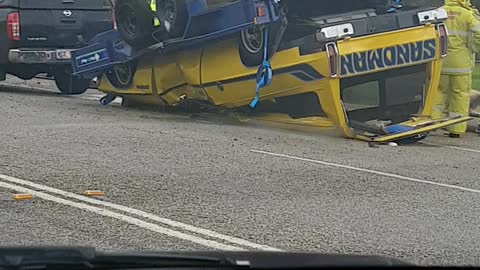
[8,49,73,64]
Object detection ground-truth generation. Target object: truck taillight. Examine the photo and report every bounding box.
[326,42,338,78]
[437,23,448,58]
[7,12,20,41]
[256,5,266,17]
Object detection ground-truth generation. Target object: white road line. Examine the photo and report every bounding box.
[421,142,480,154]
[0,180,243,251]
[0,173,281,252]
[250,149,480,195]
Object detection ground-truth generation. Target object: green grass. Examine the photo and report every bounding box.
[473,64,480,90]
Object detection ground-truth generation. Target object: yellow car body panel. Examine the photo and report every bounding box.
[200,38,330,105]
[97,22,469,143]
[337,26,438,77]
[98,56,155,95]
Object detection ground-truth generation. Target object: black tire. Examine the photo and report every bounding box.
[106,62,136,89]
[239,24,267,67]
[157,0,188,38]
[239,3,287,67]
[54,71,91,95]
[16,72,37,80]
[9,67,38,80]
[115,0,156,47]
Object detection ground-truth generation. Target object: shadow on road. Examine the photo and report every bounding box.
[0,83,60,97]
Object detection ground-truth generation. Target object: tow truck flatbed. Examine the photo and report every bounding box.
[71,0,281,77]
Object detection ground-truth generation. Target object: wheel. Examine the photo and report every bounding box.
[239,24,266,67]
[54,71,91,95]
[157,0,188,38]
[8,66,39,80]
[16,72,38,80]
[238,2,287,68]
[100,96,109,105]
[115,0,156,47]
[106,62,136,89]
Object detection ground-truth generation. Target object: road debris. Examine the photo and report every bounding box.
[83,190,105,197]
[12,194,33,201]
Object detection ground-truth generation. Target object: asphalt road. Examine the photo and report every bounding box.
[1,75,480,266]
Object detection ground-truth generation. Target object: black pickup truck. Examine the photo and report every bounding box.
[0,0,114,94]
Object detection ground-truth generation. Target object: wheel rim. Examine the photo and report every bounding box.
[158,0,176,32]
[118,4,137,37]
[113,64,132,87]
[241,25,265,54]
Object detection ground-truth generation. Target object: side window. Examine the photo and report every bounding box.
[385,72,426,106]
[342,81,380,112]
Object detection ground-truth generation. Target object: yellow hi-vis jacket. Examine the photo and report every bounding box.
[150,0,160,26]
[442,0,480,75]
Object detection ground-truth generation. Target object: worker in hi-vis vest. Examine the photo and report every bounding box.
[432,0,480,137]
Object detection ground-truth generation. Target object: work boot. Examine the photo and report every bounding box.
[448,132,461,138]
[470,110,480,118]
[475,125,480,134]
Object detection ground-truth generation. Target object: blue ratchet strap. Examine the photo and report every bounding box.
[387,0,403,13]
[249,27,272,109]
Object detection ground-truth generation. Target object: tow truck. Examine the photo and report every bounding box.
[71,0,472,144]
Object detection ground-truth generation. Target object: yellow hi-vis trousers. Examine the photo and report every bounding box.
[432,74,471,134]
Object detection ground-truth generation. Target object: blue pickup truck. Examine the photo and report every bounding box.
[112,0,402,48]
[72,0,283,79]
[71,0,403,85]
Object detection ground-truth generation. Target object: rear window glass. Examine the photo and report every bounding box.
[385,72,426,106]
[340,64,428,124]
[342,81,380,111]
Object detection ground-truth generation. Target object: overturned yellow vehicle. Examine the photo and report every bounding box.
[97,5,470,144]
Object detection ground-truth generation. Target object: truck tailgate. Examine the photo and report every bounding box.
[18,0,113,48]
